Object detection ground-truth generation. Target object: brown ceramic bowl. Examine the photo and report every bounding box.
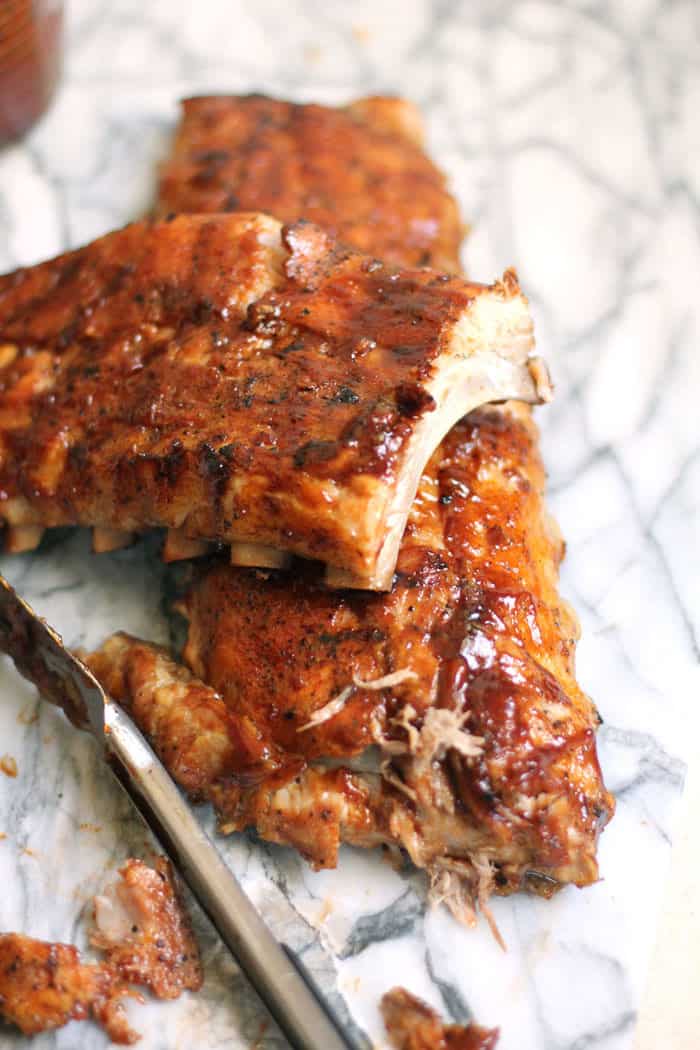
[0,0,64,144]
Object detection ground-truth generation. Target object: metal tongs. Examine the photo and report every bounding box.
[0,575,359,1050]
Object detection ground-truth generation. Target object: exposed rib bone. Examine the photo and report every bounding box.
[92,528,133,553]
[229,542,291,570]
[5,525,44,553]
[326,343,552,590]
[324,566,366,590]
[162,529,213,563]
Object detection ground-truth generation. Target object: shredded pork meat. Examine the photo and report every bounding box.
[0,935,135,1044]
[92,858,202,1000]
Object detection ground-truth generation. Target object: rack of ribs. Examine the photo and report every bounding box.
[81,397,612,923]
[18,94,612,926]
[0,211,549,588]
[153,94,611,909]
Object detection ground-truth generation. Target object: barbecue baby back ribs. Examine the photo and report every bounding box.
[10,92,609,921]
[0,212,549,587]
[156,94,463,272]
[146,93,612,903]
[80,402,613,915]
[178,404,613,895]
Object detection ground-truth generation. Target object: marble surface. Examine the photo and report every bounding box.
[0,1,698,1047]
[636,740,700,1050]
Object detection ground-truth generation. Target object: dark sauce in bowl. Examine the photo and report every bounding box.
[0,0,63,144]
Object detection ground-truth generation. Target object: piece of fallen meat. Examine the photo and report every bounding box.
[156,94,463,273]
[0,858,201,1044]
[0,213,549,589]
[79,408,613,931]
[0,934,134,1043]
[381,987,499,1050]
[92,857,202,1001]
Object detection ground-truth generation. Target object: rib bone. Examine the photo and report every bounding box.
[162,528,214,563]
[229,543,291,570]
[92,528,133,554]
[5,525,44,553]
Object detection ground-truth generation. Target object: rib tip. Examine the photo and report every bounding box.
[162,529,212,563]
[229,542,291,570]
[92,528,134,554]
[325,564,391,591]
[4,524,45,554]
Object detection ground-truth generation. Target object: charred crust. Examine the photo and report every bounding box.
[157,440,185,485]
[68,444,88,469]
[330,385,360,405]
[394,381,436,417]
[191,298,215,325]
[244,299,282,333]
[293,439,338,469]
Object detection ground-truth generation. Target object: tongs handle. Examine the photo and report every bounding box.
[104,702,359,1050]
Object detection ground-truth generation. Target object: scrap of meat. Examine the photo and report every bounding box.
[156,94,464,272]
[91,857,202,1000]
[0,213,548,588]
[0,858,201,1044]
[0,935,133,1043]
[381,987,499,1050]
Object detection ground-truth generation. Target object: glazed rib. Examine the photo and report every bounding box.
[156,94,463,272]
[0,213,549,588]
[95,92,611,913]
[179,403,613,898]
[79,403,613,921]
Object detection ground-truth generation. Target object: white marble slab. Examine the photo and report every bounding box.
[0,2,698,1047]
